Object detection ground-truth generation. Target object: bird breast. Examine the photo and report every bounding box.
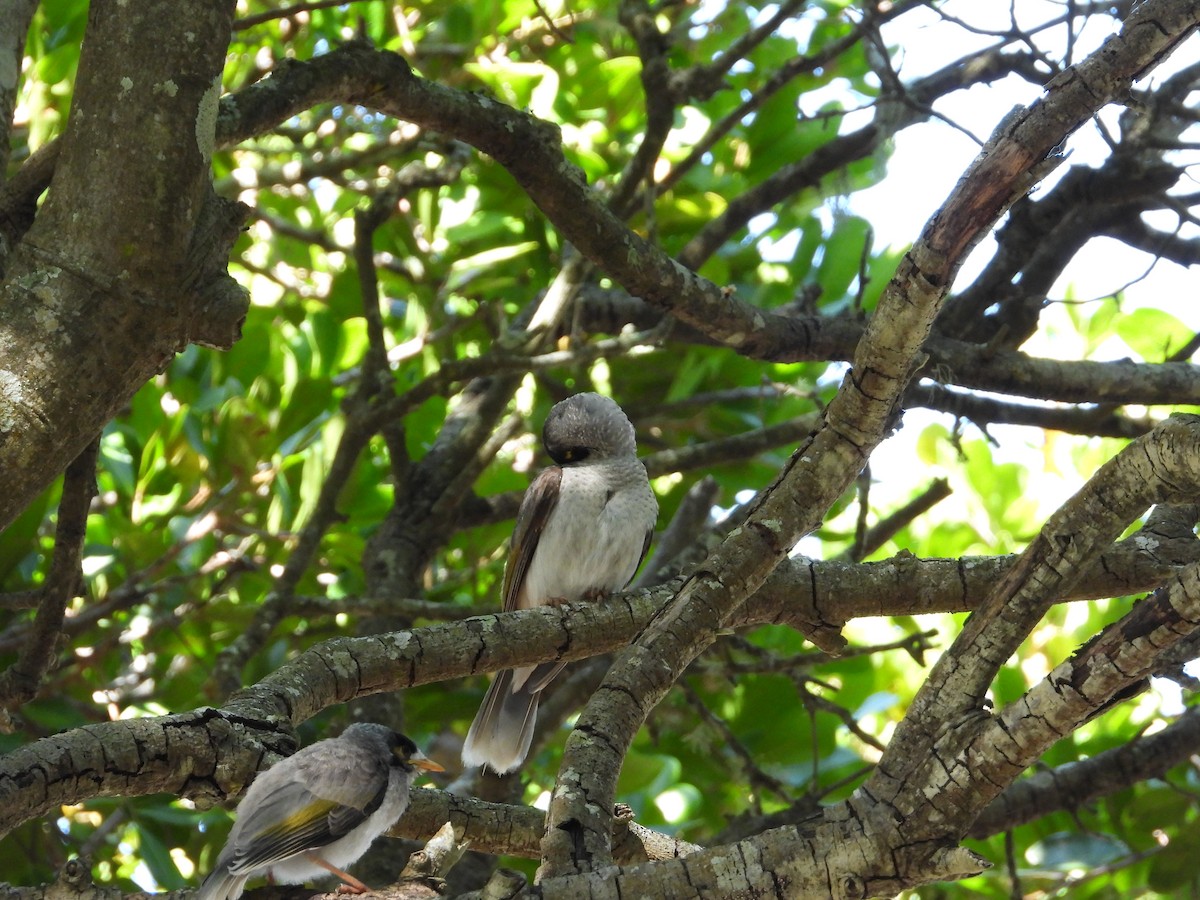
[521,461,655,606]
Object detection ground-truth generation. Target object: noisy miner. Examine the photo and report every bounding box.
[197,723,444,900]
[462,392,658,774]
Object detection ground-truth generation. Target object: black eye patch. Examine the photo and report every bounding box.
[556,446,590,464]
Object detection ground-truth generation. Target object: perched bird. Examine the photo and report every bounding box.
[462,392,658,774]
[197,723,444,900]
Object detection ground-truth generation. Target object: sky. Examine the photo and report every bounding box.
[838,0,1198,515]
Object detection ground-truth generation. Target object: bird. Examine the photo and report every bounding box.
[462,392,658,774]
[196,723,444,900]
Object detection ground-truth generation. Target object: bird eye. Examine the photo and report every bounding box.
[550,445,590,465]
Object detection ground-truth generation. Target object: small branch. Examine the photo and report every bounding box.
[675,0,808,100]
[209,148,473,697]
[360,326,668,435]
[291,594,495,620]
[0,140,60,263]
[233,0,364,30]
[842,478,953,562]
[644,414,820,478]
[655,0,923,197]
[0,524,252,656]
[910,382,1154,438]
[607,0,676,219]
[427,415,524,531]
[677,41,1033,270]
[0,591,40,612]
[0,438,98,722]
[460,416,818,534]
[401,821,470,879]
[969,705,1200,838]
[680,680,794,804]
[634,475,720,588]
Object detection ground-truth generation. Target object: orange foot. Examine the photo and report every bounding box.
[304,852,371,894]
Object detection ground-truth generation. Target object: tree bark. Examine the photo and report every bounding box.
[0,0,246,530]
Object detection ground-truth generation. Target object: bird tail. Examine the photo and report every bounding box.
[462,668,541,774]
[195,864,248,900]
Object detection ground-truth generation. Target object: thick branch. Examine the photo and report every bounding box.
[0,512,1191,842]
[394,790,701,863]
[0,0,240,531]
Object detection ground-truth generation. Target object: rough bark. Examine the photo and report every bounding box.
[0,0,246,530]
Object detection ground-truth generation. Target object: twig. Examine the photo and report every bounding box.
[635,475,720,588]
[208,416,373,698]
[680,679,794,805]
[842,478,953,562]
[233,0,366,31]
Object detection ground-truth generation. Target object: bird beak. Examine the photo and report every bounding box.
[409,749,445,773]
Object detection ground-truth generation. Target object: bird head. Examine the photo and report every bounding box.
[542,392,638,464]
[343,723,445,775]
[389,731,445,774]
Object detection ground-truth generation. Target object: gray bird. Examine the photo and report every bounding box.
[462,392,658,774]
[197,723,444,900]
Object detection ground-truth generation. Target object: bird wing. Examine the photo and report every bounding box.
[503,465,562,612]
[227,786,362,869]
[225,745,390,872]
[631,525,654,586]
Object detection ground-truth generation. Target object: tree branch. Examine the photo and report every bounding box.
[872,414,1200,814]
[969,704,1200,838]
[0,509,1193,843]
[0,0,240,531]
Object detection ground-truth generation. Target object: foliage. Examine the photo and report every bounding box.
[1,0,1199,896]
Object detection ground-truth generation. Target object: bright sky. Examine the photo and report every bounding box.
[841,0,1199,518]
[856,1,1197,321]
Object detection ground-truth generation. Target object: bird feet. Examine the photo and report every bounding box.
[304,852,371,894]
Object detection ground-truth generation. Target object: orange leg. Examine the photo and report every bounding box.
[304,853,372,894]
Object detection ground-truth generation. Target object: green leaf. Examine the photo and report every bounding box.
[132,823,188,890]
[0,483,52,587]
[816,216,873,305]
[1115,308,1193,361]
